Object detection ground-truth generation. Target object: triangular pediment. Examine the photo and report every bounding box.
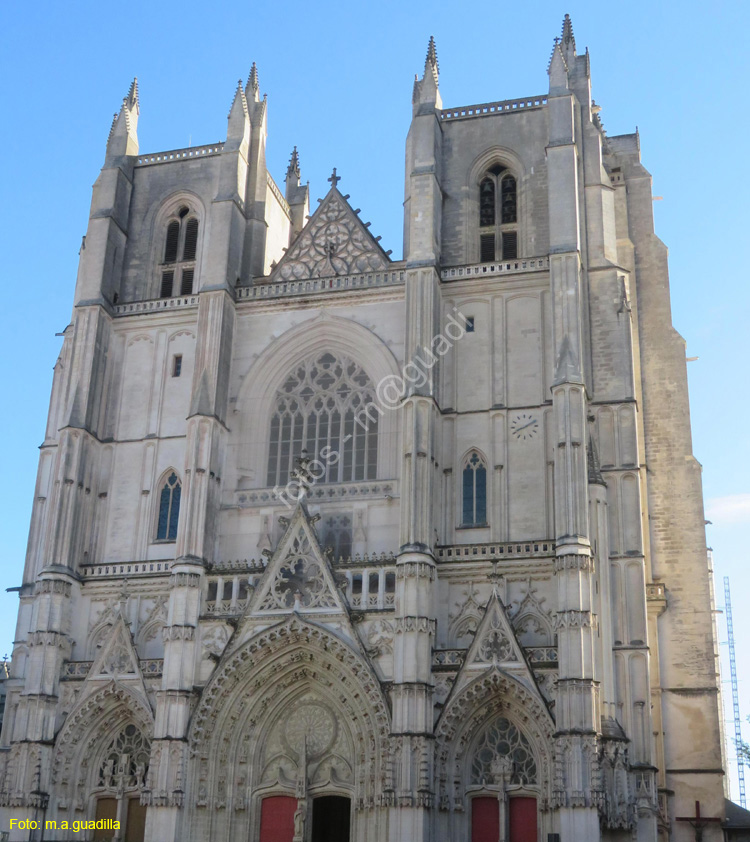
[89,614,141,679]
[269,186,391,282]
[450,588,550,711]
[465,589,526,668]
[245,502,348,618]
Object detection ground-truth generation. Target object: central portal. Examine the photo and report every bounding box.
[311,795,351,842]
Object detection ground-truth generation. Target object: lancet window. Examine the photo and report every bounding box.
[156,472,181,541]
[479,166,518,262]
[159,206,199,297]
[266,353,379,487]
[462,451,488,527]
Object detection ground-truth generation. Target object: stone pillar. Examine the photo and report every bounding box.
[4,573,75,841]
[145,285,233,841]
[547,43,601,840]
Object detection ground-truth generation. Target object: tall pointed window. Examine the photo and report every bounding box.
[478,166,518,262]
[156,472,181,541]
[267,353,379,487]
[462,451,487,527]
[160,206,199,297]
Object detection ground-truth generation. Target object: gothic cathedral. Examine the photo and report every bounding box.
[0,16,727,842]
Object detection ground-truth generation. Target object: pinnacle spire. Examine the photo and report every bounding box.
[125,77,139,113]
[561,13,575,46]
[246,62,260,101]
[106,77,140,158]
[559,13,577,63]
[287,146,300,180]
[226,79,250,145]
[425,35,439,76]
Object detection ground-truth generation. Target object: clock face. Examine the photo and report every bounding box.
[510,413,539,440]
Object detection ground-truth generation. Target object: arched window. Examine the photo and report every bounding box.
[96,723,150,842]
[266,352,379,487]
[160,206,199,298]
[471,716,537,786]
[156,472,181,541]
[462,451,487,526]
[478,166,518,263]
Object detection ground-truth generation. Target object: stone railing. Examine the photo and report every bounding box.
[114,295,198,315]
[433,649,465,669]
[235,479,397,507]
[435,540,555,562]
[238,270,405,301]
[81,560,173,578]
[441,256,549,282]
[136,143,224,166]
[525,646,558,665]
[62,659,163,679]
[441,96,547,121]
[342,566,396,610]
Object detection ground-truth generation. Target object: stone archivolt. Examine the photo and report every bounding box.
[187,615,392,827]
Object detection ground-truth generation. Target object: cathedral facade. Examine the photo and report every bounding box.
[0,17,726,842]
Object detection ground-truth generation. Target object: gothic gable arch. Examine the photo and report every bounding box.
[51,680,154,788]
[435,668,555,810]
[186,615,392,821]
[235,313,402,482]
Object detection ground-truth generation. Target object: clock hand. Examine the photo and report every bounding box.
[515,419,537,432]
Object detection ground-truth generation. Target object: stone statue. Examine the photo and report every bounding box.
[293,803,306,841]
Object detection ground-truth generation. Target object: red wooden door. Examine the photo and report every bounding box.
[472,796,500,842]
[259,795,297,842]
[509,796,537,842]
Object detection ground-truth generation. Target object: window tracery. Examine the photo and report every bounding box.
[266,352,378,487]
[98,724,151,791]
[159,206,199,297]
[478,166,518,262]
[471,716,537,786]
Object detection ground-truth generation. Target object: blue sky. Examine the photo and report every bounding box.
[2,0,749,797]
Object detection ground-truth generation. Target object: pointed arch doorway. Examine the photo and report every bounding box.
[311,795,351,842]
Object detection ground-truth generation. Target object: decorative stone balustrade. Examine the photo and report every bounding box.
[440,96,547,121]
[432,649,465,669]
[441,256,549,282]
[62,659,163,678]
[525,646,559,665]
[136,143,224,166]
[342,566,396,610]
[81,560,173,578]
[238,270,405,301]
[114,295,198,315]
[202,563,397,614]
[234,479,397,507]
[435,540,555,562]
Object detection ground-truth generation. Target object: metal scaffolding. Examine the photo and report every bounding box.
[725,575,746,807]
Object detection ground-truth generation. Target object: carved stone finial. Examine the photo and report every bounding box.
[328,168,340,189]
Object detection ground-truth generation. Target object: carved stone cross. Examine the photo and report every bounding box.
[675,801,722,842]
[328,167,340,188]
